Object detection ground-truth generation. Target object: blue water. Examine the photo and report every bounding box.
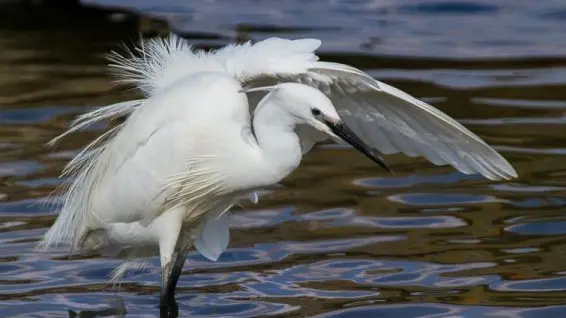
[1,0,566,317]
[84,0,566,58]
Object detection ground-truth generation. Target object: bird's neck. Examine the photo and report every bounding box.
[251,101,302,186]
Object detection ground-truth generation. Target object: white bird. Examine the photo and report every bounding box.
[37,34,517,311]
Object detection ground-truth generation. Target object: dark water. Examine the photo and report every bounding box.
[1,1,566,317]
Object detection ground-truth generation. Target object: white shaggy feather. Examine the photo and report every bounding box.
[48,100,143,147]
[107,34,321,97]
[110,260,153,286]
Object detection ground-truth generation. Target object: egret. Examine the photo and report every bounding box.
[37,34,517,311]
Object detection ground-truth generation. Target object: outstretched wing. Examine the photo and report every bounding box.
[48,34,516,183]
[241,57,517,181]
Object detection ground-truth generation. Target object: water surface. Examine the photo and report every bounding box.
[1,1,566,317]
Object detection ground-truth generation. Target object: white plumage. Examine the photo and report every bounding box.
[38,34,517,307]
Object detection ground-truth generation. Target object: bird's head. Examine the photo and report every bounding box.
[245,82,392,172]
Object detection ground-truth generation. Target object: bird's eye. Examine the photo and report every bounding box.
[311,108,321,116]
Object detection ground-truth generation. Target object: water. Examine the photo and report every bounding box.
[1,0,566,317]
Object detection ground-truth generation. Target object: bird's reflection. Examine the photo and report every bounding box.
[66,295,181,317]
[68,298,127,318]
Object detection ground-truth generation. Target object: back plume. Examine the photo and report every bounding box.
[108,34,322,96]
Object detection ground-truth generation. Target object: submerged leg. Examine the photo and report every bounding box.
[164,244,191,302]
[160,259,177,318]
[152,206,186,309]
[159,244,190,318]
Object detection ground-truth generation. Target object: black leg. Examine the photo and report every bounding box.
[159,262,171,307]
[165,247,190,299]
[159,246,190,315]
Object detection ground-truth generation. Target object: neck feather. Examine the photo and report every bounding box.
[250,99,302,186]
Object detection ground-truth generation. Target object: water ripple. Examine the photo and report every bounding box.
[1,0,566,316]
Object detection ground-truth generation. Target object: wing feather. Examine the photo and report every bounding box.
[241,52,517,180]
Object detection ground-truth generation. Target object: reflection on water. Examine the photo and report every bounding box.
[1,0,566,317]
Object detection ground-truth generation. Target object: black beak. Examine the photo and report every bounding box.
[327,121,393,173]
